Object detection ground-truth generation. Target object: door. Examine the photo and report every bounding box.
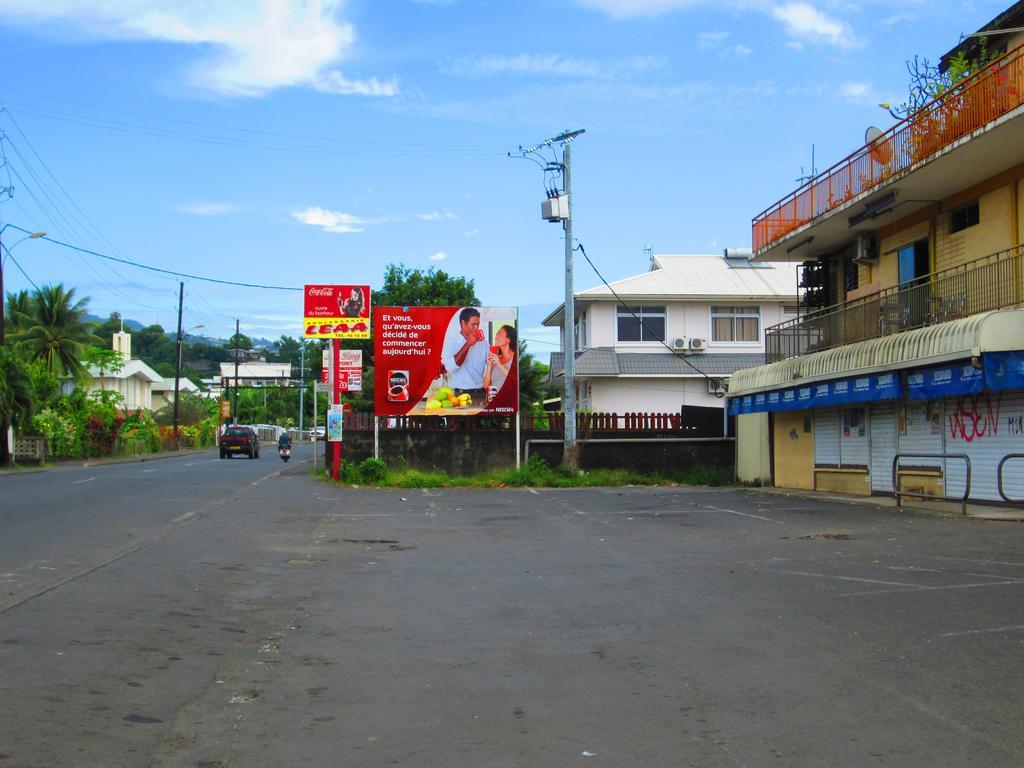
[897,239,930,328]
[945,391,1024,502]
[870,402,897,493]
[773,410,814,490]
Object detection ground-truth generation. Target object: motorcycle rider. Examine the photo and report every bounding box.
[278,431,292,452]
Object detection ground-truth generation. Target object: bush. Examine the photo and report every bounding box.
[357,457,388,484]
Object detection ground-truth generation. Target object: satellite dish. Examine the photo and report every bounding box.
[865,125,892,165]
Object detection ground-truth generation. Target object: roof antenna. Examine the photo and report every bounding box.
[643,243,654,270]
[796,144,818,185]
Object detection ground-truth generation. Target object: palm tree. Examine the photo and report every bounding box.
[0,347,35,465]
[12,284,99,380]
[4,289,34,336]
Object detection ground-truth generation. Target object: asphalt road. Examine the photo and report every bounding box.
[2,452,1023,767]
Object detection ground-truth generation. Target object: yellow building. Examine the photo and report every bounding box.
[729,4,1024,505]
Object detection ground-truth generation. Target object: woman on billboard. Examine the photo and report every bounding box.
[484,324,517,402]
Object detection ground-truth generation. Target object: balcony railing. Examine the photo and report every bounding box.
[752,44,1024,253]
[765,245,1024,362]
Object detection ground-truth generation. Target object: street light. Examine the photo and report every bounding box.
[0,226,46,347]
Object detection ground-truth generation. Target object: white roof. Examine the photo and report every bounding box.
[86,358,162,383]
[218,362,291,378]
[578,254,797,300]
[152,376,200,393]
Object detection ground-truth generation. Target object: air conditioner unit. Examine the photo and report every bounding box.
[852,233,878,265]
[707,377,728,396]
[689,337,706,351]
[672,337,689,350]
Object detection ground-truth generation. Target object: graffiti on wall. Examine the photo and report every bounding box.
[947,393,1003,443]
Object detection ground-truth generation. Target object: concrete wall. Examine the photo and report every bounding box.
[589,377,727,412]
[335,429,734,477]
[735,413,770,484]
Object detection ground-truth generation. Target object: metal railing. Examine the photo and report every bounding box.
[997,454,1024,505]
[892,453,972,515]
[766,244,1024,362]
[752,44,1024,252]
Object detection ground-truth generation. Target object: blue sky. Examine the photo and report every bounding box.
[0,0,1006,360]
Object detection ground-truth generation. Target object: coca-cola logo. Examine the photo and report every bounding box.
[307,286,335,296]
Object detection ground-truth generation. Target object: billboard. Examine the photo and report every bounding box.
[374,306,519,416]
[303,284,371,339]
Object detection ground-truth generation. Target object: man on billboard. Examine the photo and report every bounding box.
[441,307,487,399]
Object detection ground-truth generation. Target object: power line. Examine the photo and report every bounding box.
[573,241,723,395]
[1,242,39,291]
[5,223,301,291]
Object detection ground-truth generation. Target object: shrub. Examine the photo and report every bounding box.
[357,457,388,484]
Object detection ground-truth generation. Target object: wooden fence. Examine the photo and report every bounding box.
[342,411,722,434]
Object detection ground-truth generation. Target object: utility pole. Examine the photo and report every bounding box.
[560,130,581,471]
[298,340,306,432]
[233,319,240,425]
[172,282,184,449]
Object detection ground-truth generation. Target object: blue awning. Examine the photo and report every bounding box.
[985,350,1024,391]
[906,361,984,400]
[728,371,902,415]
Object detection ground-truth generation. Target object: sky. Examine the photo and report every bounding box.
[0,0,1008,361]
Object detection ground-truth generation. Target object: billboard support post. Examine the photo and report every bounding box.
[515,412,521,469]
[374,417,380,460]
[331,338,341,481]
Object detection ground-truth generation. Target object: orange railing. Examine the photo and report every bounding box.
[752,44,1024,253]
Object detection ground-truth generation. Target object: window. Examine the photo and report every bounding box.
[711,306,760,342]
[898,238,930,287]
[616,305,666,343]
[949,200,980,234]
[574,312,588,349]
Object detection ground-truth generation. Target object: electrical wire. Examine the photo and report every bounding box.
[573,242,724,397]
[5,223,301,291]
[1,241,39,291]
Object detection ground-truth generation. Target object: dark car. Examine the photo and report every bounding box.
[219,425,260,459]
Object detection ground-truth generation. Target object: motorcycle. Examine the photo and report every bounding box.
[279,444,291,462]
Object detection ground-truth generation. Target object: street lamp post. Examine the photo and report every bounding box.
[0,226,46,467]
[0,226,46,347]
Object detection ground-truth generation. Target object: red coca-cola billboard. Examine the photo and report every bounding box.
[303,284,371,339]
[374,306,519,416]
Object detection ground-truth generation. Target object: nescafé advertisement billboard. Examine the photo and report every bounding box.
[303,284,371,339]
[374,306,519,416]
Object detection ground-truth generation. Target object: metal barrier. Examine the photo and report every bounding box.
[892,453,972,515]
[997,454,1024,505]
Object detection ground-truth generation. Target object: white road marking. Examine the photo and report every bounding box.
[527,488,541,495]
[842,579,1024,598]
[142,469,156,473]
[171,511,197,524]
[702,504,785,524]
[72,477,96,485]
[940,624,1024,638]
[185,462,196,467]
[769,569,919,588]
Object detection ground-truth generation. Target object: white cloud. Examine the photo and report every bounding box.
[582,0,859,50]
[576,0,702,18]
[731,44,753,58]
[177,202,238,216]
[444,53,661,80]
[416,210,459,221]
[0,0,397,98]
[697,31,730,50]
[772,3,861,50]
[464,229,480,237]
[429,251,448,261]
[292,207,366,234]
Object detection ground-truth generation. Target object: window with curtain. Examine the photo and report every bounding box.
[711,306,760,342]
[616,305,666,342]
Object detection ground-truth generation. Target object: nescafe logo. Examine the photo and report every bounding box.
[388,370,409,401]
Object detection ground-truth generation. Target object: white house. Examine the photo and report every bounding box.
[206,362,292,397]
[151,376,201,412]
[543,251,798,413]
[67,330,163,411]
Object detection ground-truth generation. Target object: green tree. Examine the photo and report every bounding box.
[4,290,34,336]
[0,347,35,464]
[225,332,253,352]
[517,342,556,412]
[12,284,98,379]
[374,264,479,307]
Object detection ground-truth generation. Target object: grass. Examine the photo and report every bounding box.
[316,455,733,489]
